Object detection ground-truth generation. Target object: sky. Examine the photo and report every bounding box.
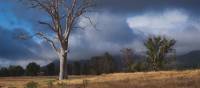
[0,0,200,67]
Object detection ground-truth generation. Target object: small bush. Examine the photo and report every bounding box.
[57,82,67,88]
[47,80,55,88]
[25,81,38,88]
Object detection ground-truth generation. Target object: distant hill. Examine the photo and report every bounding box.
[177,50,200,69]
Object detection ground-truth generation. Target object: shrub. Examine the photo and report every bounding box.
[25,81,38,88]
[57,82,67,88]
[47,80,55,88]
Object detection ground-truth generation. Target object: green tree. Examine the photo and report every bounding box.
[0,67,9,77]
[8,65,24,76]
[26,62,40,76]
[102,52,116,73]
[89,52,116,75]
[45,63,56,76]
[72,61,81,75]
[90,56,102,75]
[144,36,176,71]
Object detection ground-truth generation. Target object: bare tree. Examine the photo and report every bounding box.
[120,48,134,71]
[21,0,95,80]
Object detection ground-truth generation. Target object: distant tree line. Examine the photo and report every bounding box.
[0,62,40,77]
[67,52,117,75]
[2,36,199,77]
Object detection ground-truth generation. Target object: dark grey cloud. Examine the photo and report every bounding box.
[0,26,57,67]
[97,0,200,14]
[0,27,39,60]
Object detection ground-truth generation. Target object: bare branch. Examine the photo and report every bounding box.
[63,0,95,40]
[18,32,58,52]
[82,15,97,30]
[36,32,58,52]
[38,21,56,32]
[60,14,67,20]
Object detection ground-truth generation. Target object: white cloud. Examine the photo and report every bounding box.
[127,9,200,54]
[127,9,189,35]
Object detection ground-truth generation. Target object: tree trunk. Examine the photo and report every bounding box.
[59,51,68,80]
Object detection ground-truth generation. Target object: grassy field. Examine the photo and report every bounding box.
[0,70,200,88]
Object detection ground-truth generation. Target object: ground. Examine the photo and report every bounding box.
[0,70,200,88]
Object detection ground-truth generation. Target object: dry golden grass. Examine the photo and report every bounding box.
[0,70,200,88]
[0,76,56,88]
[57,69,200,88]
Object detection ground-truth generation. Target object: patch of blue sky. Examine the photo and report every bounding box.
[0,1,54,44]
[0,12,32,32]
[0,11,44,44]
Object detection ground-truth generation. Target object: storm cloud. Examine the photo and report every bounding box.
[0,27,56,66]
[97,0,200,14]
[0,0,200,66]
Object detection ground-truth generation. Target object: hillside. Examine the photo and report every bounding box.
[177,50,200,68]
